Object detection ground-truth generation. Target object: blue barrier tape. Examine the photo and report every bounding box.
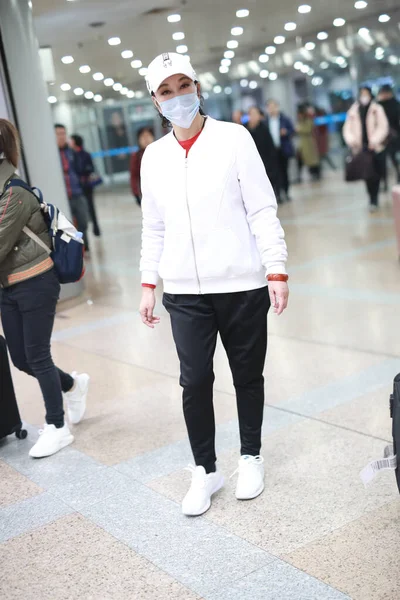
[91,145,138,159]
[314,113,347,125]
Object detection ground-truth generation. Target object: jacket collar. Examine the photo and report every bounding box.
[0,160,16,192]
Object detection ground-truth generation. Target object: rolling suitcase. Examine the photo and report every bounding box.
[0,335,27,440]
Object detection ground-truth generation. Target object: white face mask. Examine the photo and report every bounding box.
[359,95,371,106]
[159,92,200,129]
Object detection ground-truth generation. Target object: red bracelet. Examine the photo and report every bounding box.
[267,274,289,282]
[142,283,156,289]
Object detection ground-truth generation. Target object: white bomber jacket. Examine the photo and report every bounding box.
[140,117,288,294]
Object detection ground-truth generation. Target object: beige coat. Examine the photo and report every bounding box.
[343,101,389,153]
[296,118,320,167]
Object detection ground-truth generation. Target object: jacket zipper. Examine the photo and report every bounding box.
[185,156,202,294]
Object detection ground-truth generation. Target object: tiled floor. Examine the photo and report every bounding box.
[1,173,400,599]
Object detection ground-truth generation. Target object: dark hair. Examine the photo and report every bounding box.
[137,126,155,141]
[54,123,66,130]
[71,134,84,148]
[249,105,264,117]
[152,85,206,128]
[360,86,373,98]
[0,119,20,168]
[379,84,393,95]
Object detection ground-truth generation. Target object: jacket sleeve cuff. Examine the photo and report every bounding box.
[266,263,287,276]
[141,270,159,286]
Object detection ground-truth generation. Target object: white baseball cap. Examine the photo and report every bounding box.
[146,52,197,94]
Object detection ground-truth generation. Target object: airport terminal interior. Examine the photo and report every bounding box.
[1,1,400,599]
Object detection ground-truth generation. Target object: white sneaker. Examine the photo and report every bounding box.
[64,372,90,425]
[182,466,224,516]
[29,424,74,458]
[233,455,265,500]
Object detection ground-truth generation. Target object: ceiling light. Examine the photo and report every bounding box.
[274,36,285,44]
[355,1,367,8]
[376,54,384,61]
[300,64,309,73]
[108,37,121,46]
[61,55,74,64]
[120,87,128,95]
[219,66,229,74]
[225,50,235,59]
[379,14,390,23]
[176,45,188,54]
[173,32,185,40]
[336,56,346,65]
[294,61,303,70]
[285,22,297,32]
[265,45,276,54]
[121,50,133,59]
[298,4,312,13]
[305,42,315,50]
[113,83,122,91]
[388,56,398,65]
[203,92,209,100]
[167,14,181,23]
[104,78,114,86]
[269,72,278,80]
[139,67,148,76]
[227,40,239,49]
[60,83,71,91]
[94,94,102,102]
[84,91,94,99]
[249,81,258,89]
[259,54,269,63]
[260,69,269,78]
[317,31,328,40]
[231,27,244,36]
[47,96,57,104]
[127,91,135,98]
[375,47,384,54]
[131,60,142,69]
[79,65,91,74]
[240,79,248,87]
[236,9,249,18]
[135,91,144,99]
[224,86,233,94]
[213,85,222,94]
[221,58,231,67]
[307,68,314,76]
[93,72,104,81]
[73,87,84,96]
[320,61,329,69]
[312,76,323,86]
[333,18,346,27]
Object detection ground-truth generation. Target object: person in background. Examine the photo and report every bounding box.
[266,99,295,202]
[378,85,400,187]
[70,134,101,237]
[0,119,89,458]
[54,124,90,250]
[314,107,337,172]
[295,104,321,181]
[247,106,280,201]
[232,110,244,125]
[130,126,155,206]
[343,86,389,212]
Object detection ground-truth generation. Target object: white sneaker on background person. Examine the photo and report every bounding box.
[234,455,265,500]
[29,424,74,458]
[182,465,224,516]
[64,372,90,425]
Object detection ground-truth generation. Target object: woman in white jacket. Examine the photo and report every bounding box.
[139,52,289,516]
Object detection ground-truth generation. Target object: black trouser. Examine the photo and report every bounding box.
[69,194,89,250]
[383,140,400,187]
[163,287,271,474]
[366,151,386,206]
[277,150,290,197]
[1,269,74,428]
[83,185,101,236]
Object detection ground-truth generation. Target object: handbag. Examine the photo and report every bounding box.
[345,150,375,182]
[88,172,103,188]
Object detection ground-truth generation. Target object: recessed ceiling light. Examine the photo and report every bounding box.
[312,76,323,86]
[240,79,248,87]
[213,85,222,94]
[173,32,185,40]
[379,14,390,23]
[249,81,258,89]
[265,45,276,54]
[355,1,367,8]
[108,37,121,46]
[224,86,233,94]
[219,66,229,74]
[231,27,244,36]
[227,40,239,49]
[307,68,314,76]
[136,91,144,99]
[224,50,235,59]
[260,69,269,78]
[93,72,104,81]
[61,55,74,64]
[333,18,346,27]
[320,61,329,69]
[139,67,148,76]
[73,87,84,96]
[79,65,91,74]
[48,96,57,103]
[274,36,285,44]
[176,45,188,54]
[298,4,311,13]
[294,61,303,69]
[259,54,269,63]
[300,64,309,73]
[127,91,135,98]
[167,14,181,23]
[84,91,94,99]
[236,9,249,18]
[104,78,114,86]
[121,50,133,59]
[60,83,71,91]
[221,58,231,67]
[388,56,399,65]
[336,56,346,65]
[285,22,297,31]
[113,83,122,91]
[131,60,142,69]
[94,94,102,102]
[269,72,278,80]
[120,87,128,95]
[358,27,370,36]
[305,42,316,50]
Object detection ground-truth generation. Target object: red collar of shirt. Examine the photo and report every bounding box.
[178,129,203,157]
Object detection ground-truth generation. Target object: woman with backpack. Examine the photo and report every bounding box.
[0,118,89,458]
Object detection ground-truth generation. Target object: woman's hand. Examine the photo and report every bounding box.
[268,281,289,316]
[139,288,160,328]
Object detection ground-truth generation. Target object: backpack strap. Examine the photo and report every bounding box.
[22,226,51,255]
[7,178,43,203]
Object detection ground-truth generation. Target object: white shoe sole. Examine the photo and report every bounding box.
[29,434,74,458]
[236,481,265,501]
[67,374,90,425]
[182,475,225,517]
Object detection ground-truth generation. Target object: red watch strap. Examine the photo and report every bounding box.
[142,283,156,289]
